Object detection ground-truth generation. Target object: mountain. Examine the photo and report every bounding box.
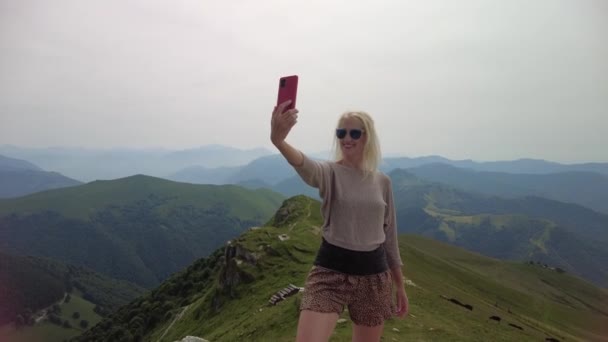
[0,251,145,326]
[161,145,271,168]
[167,154,302,187]
[166,165,240,185]
[77,196,608,342]
[179,154,608,207]
[0,154,42,171]
[0,252,65,326]
[271,175,320,200]
[0,154,83,198]
[405,163,608,214]
[0,251,146,342]
[0,169,82,199]
[389,169,608,287]
[0,145,273,182]
[0,175,284,287]
[226,154,297,185]
[383,156,608,175]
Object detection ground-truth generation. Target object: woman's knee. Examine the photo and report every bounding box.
[296,310,340,342]
[352,322,384,342]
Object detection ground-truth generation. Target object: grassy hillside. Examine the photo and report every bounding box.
[0,252,145,326]
[0,175,285,287]
[389,169,608,287]
[0,252,65,325]
[77,196,608,342]
[0,291,105,342]
[0,174,282,220]
[0,253,145,342]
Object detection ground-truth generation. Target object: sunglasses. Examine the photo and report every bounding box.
[336,128,365,140]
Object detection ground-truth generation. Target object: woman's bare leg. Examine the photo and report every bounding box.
[295,310,340,342]
[352,322,384,342]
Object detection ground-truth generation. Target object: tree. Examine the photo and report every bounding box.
[80,320,89,329]
[72,312,80,319]
[22,309,32,323]
[62,320,72,329]
[15,315,24,329]
[49,314,62,325]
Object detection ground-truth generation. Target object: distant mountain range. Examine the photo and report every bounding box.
[3,144,606,182]
[0,154,82,198]
[0,145,273,182]
[0,154,42,172]
[388,169,608,287]
[382,155,608,175]
[403,163,608,214]
[223,159,608,215]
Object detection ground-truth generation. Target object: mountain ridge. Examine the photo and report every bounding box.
[76,195,608,342]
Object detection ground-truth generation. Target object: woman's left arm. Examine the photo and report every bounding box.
[384,176,409,317]
[390,265,409,317]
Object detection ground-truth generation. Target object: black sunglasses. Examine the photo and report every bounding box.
[336,128,364,140]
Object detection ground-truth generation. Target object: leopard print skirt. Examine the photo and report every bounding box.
[300,265,394,327]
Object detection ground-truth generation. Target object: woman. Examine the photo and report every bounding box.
[270,100,409,342]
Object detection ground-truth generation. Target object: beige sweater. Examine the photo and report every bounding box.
[292,153,403,268]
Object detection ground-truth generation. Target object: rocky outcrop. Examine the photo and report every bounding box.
[270,196,309,227]
[213,242,257,311]
[224,242,257,265]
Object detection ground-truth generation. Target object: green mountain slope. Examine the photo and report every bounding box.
[389,169,608,287]
[0,252,145,327]
[0,291,104,342]
[0,175,285,287]
[76,196,608,342]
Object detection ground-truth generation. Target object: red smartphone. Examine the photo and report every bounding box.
[277,75,298,111]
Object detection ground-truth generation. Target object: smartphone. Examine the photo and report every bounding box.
[277,75,298,111]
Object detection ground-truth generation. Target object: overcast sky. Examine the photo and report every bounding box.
[1,0,607,163]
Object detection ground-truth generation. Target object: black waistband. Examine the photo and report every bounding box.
[313,238,388,275]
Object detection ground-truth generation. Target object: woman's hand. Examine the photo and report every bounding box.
[395,287,409,318]
[270,100,299,146]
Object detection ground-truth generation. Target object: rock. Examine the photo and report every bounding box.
[225,243,257,265]
[337,318,347,324]
[392,328,400,332]
[174,336,209,342]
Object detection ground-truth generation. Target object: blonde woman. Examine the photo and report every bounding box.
[270,100,409,342]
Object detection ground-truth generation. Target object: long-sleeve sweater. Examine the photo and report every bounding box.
[291,152,403,268]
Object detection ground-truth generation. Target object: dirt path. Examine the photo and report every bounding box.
[156,305,190,342]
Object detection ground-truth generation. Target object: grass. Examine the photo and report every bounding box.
[0,174,284,221]
[0,291,102,342]
[138,196,608,342]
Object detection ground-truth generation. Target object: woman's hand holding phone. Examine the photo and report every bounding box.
[270,100,299,147]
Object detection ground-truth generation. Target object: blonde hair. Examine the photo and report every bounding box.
[332,111,382,176]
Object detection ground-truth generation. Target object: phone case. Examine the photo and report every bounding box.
[277,75,298,111]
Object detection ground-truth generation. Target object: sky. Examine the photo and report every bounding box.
[1,0,607,163]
